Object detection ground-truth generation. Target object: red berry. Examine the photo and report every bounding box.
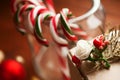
[72,55,81,66]
[93,38,103,49]
[93,35,109,49]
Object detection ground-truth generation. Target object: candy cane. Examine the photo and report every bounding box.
[50,14,68,46]
[27,6,47,33]
[69,23,88,39]
[49,11,72,79]
[34,11,55,46]
[60,47,71,80]
[10,0,40,13]
[55,46,71,80]
[23,0,41,6]
[49,10,72,79]
[14,4,35,33]
[43,0,56,14]
[24,0,42,5]
[60,8,78,41]
[10,0,22,13]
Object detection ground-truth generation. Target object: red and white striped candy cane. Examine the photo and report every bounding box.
[60,8,78,41]
[14,4,36,34]
[50,14,68,46]
[11,0,43,33]
[36,0,45,6]
[10,0,22,13]
[69,23,88,39]
[27,6,47,33]
[49,12,72,80]
[49,9,75,79]
[60,47,71,80]
[10,0,40,13]
[54,45,71,80]
[34,11,55,46]
[43,0,56,14]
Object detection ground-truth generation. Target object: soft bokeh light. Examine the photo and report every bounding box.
[32,76,39,80]
[0,50,5,63]
[16,56,24,64]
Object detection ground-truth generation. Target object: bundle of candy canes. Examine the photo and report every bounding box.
[10,0,88,46]
[10,0,88,80]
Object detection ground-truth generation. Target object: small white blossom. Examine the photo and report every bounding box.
[70,40,93,60]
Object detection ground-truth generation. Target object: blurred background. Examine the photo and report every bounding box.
[0,0,120,80]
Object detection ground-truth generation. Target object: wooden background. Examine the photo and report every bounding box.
[0,0,120,80]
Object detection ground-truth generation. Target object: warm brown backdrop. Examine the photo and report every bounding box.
[0,0,120,80]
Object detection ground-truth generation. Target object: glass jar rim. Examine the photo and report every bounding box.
[69,0,101,23]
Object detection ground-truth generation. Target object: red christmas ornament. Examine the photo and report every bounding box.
[0,59,26,80]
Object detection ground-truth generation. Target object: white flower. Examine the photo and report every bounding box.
[70,40,93,60]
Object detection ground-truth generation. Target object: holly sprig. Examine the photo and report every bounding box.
[86,35,110,69]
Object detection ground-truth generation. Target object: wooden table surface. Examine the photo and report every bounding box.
[0,0,120,80]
